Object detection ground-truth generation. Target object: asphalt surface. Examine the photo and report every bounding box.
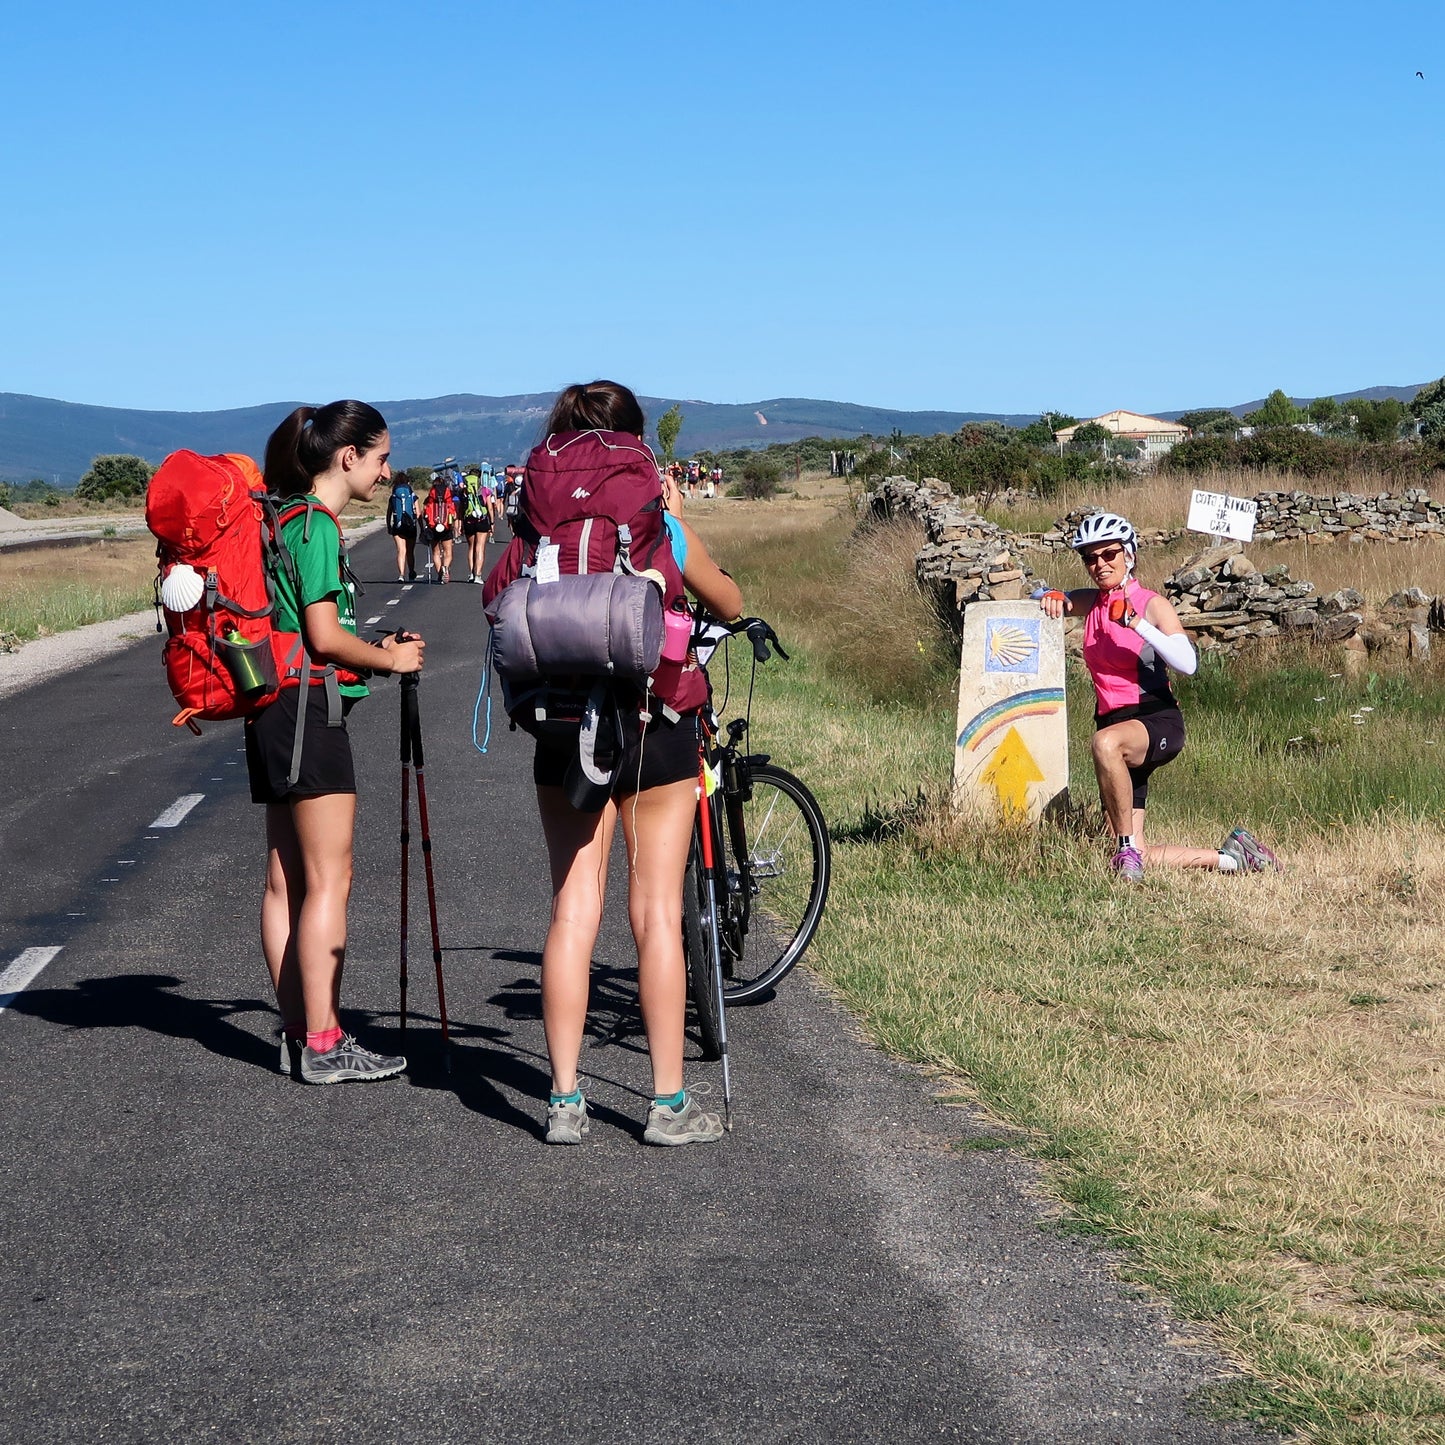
[0,528,1266,1443]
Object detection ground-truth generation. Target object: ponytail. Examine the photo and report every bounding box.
[264,400,388,497]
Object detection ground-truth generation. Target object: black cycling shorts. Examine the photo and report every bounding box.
[533,710,700,800]
[246,685,357,804]
[1109,706,1186,810]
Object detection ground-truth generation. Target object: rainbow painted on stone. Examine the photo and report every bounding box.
[957,687,1066,752]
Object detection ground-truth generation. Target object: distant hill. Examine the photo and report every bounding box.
[1157,382,1433,421]
[6,381,1438,483]
[0,391,1037,484]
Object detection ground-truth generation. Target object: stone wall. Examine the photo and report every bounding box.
[1251,487,1445,542]
[866,474,1442,660]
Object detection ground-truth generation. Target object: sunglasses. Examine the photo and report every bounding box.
[1081,545,1125,567]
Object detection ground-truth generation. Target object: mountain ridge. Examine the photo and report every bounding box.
[0,383,1434,482]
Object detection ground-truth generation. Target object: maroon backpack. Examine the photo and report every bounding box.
[483,430,706,720]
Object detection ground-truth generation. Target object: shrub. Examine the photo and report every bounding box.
[75,454,154,502]
[738,458,781,500]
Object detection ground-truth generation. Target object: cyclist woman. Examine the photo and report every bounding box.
[253,400,426,1082]
[423,474,456,583]
[483,380,743,1146]
[1039,511,1278,880]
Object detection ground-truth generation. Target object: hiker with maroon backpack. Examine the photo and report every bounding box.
[483,381,744,1146]
[255,401,425,1083]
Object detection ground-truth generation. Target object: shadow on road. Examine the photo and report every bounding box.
[10,972,276,1072]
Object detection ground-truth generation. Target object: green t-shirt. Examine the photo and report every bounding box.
[277,503,369,700]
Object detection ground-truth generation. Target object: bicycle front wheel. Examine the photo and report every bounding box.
[719,763,831,1004]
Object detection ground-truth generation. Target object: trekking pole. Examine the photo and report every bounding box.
[399,677,412,1036]
[698,787,734,1129]
[404,672,451,1071]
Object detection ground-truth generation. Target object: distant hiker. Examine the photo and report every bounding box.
[482,380,744,1146]
[386,475,419,582]
[461,468,490,582]
[253,400,425,1083]
[423,475,456,582]
[1038,511,1279,881]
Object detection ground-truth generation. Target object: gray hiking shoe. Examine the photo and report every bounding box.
[644,1087,724,1146]
[1221,826,1282,874]
[299,1034,406,1085]
[545,1094,590,1145]
[277,1030,304,1081]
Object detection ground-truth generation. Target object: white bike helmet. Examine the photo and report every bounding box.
[1070,511,1137,554]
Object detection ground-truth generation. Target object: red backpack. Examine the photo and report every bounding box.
[146,452,351,766]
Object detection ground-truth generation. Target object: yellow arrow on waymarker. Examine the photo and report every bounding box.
[980,725,1044,815]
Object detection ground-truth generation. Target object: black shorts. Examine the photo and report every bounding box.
[533,710,700,799]
[246,685,357,804]
[1097,706,1186,810]
[388,520,417,540]
[463,515,491,536]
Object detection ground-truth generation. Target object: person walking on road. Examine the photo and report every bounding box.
[483,381,744,1146]
[461,467,491,582]
[1038,511,1279,881]
[423,475,456,583]
[385,475,419,582]
[253,400,426,1083]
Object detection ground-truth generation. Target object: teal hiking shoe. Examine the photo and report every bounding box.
[545,1094,590,1145]
[644,1087,724,1146]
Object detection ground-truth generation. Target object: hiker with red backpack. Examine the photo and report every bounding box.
[483,380,743,1146]
[254,401,425,1083]
[423,475,456,583]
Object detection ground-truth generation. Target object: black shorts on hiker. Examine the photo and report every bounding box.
[463,515,491,537]
[1102,706,1186,810]
[533,710,700,799]
[245,685,357,804]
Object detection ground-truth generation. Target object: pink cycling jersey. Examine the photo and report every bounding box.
[1082,583,1177,722]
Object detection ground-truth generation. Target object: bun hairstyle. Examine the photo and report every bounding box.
[544,380,646,440]
[264,400,388,497]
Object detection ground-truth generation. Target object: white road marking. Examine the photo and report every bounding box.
[0,947,63,1012]
[150,794,204,828]
[402,585,414,593]
[118,860,135,865]
[364,615,383,625]
[386,600,400,607]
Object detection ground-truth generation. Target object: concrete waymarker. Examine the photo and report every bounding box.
[953,601,1068,821]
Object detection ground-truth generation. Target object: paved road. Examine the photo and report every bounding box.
[0,529,1263,1443]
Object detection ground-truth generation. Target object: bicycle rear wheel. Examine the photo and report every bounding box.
[719,762,830,1004]
[682,837,724,1060]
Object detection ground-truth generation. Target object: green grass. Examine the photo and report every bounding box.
[694,503,1445,1444]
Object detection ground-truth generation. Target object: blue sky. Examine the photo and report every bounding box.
[3,0,1442,416]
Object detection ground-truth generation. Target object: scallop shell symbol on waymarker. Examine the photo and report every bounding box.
[985,619,1040,674]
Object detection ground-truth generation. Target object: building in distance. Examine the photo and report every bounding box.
[1053,410,1190,461]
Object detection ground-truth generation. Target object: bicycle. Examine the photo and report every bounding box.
[682,616,832,1077]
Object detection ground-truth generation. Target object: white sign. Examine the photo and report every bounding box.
[1186,489,1257,542]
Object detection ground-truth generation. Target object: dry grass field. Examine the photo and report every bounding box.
[688,490,1445,1442]
[0,538,157,642]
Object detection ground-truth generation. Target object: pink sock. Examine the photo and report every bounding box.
[306,1026,344,1054]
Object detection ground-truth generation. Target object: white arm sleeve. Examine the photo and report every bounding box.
[1135,617,1197,675]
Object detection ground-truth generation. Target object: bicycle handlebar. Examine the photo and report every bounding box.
[710,615,790,664]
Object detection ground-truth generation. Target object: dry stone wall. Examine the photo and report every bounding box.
[866,474,1442,660]
[1251,487,1445,542]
